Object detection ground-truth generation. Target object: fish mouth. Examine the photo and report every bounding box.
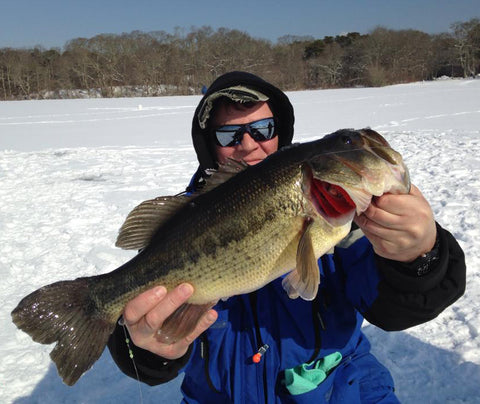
[310,178,359,224]
[306,129,411,223]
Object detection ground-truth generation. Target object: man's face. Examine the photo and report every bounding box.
[213,101,279,166]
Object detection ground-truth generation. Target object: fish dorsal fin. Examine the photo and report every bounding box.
[282,218,320,301]
[116,160,248,250]
[115,195,190,250]
[203,159,249,193]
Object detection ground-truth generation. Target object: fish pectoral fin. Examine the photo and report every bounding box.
[281,271,301,299]
[282,218,320,301]
[116,195,191,250]
[157,301,216,344]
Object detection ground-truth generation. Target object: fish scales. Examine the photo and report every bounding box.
[92,157,309,318]
[11,128,410,385]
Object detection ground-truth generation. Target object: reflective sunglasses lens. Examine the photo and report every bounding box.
[215,127,240,147]
[250,119,275,140]
[214,118,275,147]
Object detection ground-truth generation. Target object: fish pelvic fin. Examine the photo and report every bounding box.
[11,278,115,386]
[282,218,320,301]
[157,302,216,344]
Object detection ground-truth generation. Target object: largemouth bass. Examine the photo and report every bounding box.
[11,128,410,386]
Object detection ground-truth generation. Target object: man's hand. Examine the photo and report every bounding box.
[123,283,218,360]
[354,184,437,262]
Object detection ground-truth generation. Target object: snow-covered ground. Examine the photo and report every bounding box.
[1,78,479,403]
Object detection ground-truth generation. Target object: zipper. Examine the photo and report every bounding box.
[307,289,324,363]
[249,292,269,404]
[200,287,325,400]
[199,333,221,394]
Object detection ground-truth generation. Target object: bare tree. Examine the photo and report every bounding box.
[451,18,480,77]
[0,20,478,100]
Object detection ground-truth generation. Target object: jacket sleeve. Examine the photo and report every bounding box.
[338,222,466,331]
[107,321,192,386]
[365,223,466,330]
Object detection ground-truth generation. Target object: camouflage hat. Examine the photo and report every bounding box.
[197,85,269,129]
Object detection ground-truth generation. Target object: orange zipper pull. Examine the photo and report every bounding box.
[252,344,269,363]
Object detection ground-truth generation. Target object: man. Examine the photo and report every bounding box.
[108,71,465,402]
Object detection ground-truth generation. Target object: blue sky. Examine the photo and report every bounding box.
[1,0,478,49]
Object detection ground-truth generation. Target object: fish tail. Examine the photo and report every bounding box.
[11,277,115,386]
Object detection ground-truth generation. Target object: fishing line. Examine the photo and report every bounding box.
[119,317,144,404]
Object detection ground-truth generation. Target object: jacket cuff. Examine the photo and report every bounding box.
[107,321,192,386]
[365,223,466,331]
[375,223,449,293]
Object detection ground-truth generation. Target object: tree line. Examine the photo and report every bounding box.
[0,18,479,100]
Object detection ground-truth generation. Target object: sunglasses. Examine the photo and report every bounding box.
[212,117,276,147]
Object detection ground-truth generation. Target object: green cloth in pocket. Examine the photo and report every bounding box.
[284,352,343,395]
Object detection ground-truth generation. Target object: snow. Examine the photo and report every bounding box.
[1,78,479,403]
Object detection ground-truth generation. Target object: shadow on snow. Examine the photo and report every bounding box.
[13,350,184,404]
[13,328,480,404]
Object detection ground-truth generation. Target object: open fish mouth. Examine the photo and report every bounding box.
[307,129,411,223]
[310,179,357,223]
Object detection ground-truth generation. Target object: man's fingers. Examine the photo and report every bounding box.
[169,309,218,356]
[121,284,218,360]
[184,309,218,344]
[123,286,167,324]
[163,284,195,314]
[124,283,194,327]
[361,199,405,228]
[143,283,194,331]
